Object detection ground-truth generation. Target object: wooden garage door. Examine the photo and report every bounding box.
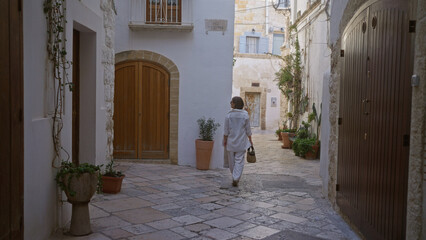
[337,0,413,239]
[114,61,169,159]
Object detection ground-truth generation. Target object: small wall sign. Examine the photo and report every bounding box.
[205,19,227,35]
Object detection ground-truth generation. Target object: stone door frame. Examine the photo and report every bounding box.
[115,50,179,164]
[240,87,266,130]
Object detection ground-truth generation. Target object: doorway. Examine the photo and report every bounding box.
[245,92,260,127]
[72,29,80,165]
[0,0,24,238]
[114,61,170,159]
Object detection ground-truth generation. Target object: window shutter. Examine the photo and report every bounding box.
[239,36,247,53]
[259,37,269,54]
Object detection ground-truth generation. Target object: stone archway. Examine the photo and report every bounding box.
[115,50,179,164]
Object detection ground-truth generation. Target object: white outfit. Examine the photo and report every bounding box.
[223,109,252,181]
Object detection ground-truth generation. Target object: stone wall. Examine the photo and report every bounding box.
[101,0,115,163]
[408,0,426,238]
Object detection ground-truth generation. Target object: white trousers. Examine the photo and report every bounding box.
[227,151,245,182]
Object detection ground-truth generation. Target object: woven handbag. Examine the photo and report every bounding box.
[246,146,256,163]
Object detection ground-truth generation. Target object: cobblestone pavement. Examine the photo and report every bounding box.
[54,133,360,240]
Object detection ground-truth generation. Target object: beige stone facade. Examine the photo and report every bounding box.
[327,0,425,238]
[234,0,290,130]
[115,50,180,165]
[101,0,116,164]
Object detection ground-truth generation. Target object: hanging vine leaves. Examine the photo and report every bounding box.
[44,0,73,167]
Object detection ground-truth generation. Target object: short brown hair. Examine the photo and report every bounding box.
[232,96,244,109]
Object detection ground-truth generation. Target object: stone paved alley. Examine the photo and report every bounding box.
[54,133,360,240]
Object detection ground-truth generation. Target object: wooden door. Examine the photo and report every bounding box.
[245,93,260,127]
[0,0,24,238]
[114,61,169,159]
[139,63,169,158]
[337,0,413,239]
[72,29,80,165]
[114,62,139,158]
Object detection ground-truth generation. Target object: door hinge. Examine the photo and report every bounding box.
[409,20,416,33]
[336,184,340,192]
[340,50,344,57]
[403,134,410,147]
[338,117,342,125]
[18,0,22,12]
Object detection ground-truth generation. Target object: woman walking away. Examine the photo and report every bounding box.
[223,96,253,187]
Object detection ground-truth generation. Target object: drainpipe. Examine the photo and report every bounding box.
[265,0,269,35]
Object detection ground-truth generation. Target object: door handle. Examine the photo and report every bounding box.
[362,98,370,115]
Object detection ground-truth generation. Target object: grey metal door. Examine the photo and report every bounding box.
[245,93,260,127]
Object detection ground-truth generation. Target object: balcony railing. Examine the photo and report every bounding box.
[129,0,193,31]
[146,0,181,24]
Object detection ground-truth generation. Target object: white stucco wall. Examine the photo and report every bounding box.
[23,1,108,239]
[329,0,349,45]
[114,0,235,169]
[289,0,332,194]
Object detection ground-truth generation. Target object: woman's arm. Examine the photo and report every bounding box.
[248,135,253,146]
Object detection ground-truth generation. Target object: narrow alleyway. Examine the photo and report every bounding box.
[54,133,360,240]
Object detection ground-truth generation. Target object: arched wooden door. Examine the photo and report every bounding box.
[337,0,413,239]
[114,61,169,159]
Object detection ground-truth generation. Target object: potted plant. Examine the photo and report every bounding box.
[291,103,322,159]
[55,161,101,236]
[276,128,283,140]
[293,137,318,158]
[281,128,297,149]
[101,159,125,194]
[195,117,220,170]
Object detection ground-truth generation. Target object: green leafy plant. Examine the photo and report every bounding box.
[283,128,297,133]
[103,159,124,177]
[197,117,220,141]
[292,137,317,157]
[55,161,102,197]
[295,121,311,139]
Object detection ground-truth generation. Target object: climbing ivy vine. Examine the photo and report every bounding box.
[43,0,72,167]
[275,26,303,129]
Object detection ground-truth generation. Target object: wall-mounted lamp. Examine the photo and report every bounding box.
[252,28,255,33]
[280,27,284,32]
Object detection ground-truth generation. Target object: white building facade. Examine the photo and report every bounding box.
[114,0,235,168]
[22,0,115,239]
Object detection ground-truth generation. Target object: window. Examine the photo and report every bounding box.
[272,34,284,55]
[239,32,269,54]
[146,0,181,24]
[277,0,290,9]
[246,37,259,54]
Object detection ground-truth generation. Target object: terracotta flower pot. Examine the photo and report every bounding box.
[102,175,125,194]
[277,133,283,141]
[281,132,296,149]
[304,144,320,160]
[195,139,214,170]
[63,172,98,236]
